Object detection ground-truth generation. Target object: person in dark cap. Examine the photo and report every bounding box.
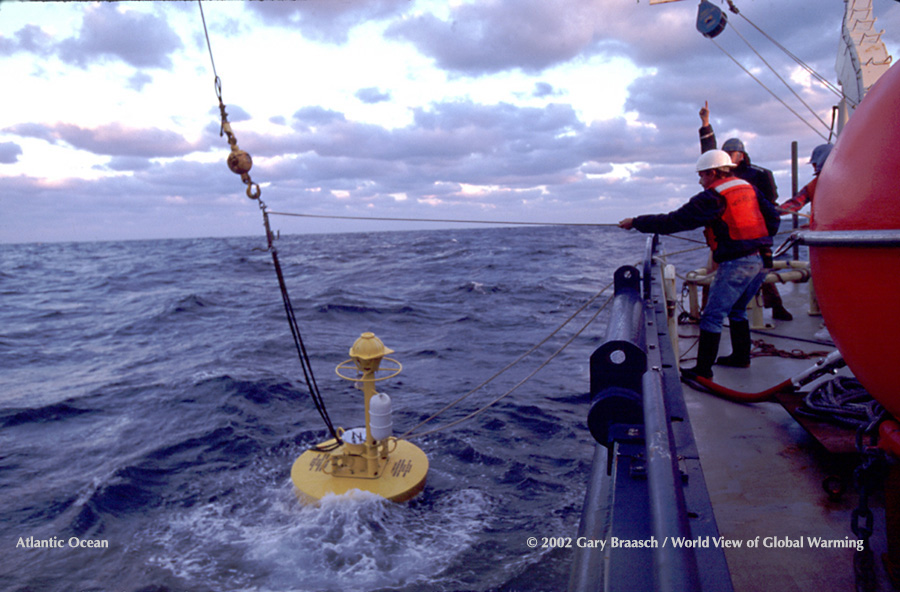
[778,144,834,214]
[699,101,792,321]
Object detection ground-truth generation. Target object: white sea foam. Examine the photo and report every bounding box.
[147,484,492,592]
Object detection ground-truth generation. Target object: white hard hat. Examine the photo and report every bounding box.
[696,149,736,172]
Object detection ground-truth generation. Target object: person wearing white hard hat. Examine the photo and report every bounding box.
[618,150,781,381]
[699,101,792,321]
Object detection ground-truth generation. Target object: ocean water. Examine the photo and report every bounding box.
[0,225,708,592]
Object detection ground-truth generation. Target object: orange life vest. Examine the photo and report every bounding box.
[703,177,769,250]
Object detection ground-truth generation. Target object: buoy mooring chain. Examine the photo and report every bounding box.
[291,332,429,503]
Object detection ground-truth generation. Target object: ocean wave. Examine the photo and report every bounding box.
[0,401,95,428]
[316,302,418,316]
[457,280,504,294]
[0,226,649,591]
[143,486,494,592]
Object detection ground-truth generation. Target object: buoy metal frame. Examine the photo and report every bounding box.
[291,332,428,503]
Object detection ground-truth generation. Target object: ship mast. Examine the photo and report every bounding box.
[835,0,893,132]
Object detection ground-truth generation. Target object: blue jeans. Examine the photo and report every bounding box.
[700,254,765,333]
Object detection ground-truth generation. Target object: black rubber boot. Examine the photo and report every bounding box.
[717,320,751,368]
[762,283,793,321]
[772,304,793,321]
[682,330,721,380]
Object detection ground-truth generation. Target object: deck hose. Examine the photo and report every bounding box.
[684,375,795,403]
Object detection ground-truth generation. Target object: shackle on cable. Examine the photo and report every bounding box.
[217,90,261,200]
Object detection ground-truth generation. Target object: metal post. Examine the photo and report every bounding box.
[792,141,800,261]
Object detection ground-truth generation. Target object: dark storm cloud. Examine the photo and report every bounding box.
[247,0,410,44]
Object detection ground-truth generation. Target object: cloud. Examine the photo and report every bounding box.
[380,0,852,156]
[1,162,253,243]
[387,0,608,75]
[532,82,559,98]
[356,87,392,104]
[3,123,58,144]
[0,142,23,164]
[212,104,252,124]
[128,71,154,92]
[247,0,411,44]
[4,0,895,245]
[57,5,183,69]
[6,123,202,158]
[0,23,54,57]
[241,99,674,219]
[291,107,348,130]
[105,156,154,172]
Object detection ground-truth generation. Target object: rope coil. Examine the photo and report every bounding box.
[798,376,885,430]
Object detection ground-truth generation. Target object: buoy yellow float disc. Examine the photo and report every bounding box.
[291,438,428,503]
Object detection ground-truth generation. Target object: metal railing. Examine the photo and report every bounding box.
[570,236,733,592]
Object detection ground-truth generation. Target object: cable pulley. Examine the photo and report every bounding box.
[696,0,728,39]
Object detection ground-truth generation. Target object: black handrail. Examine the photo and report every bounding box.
[569,235,732,592]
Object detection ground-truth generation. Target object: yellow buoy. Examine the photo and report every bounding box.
[291,332,428,503]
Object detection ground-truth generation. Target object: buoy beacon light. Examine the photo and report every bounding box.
[291,332,428,502]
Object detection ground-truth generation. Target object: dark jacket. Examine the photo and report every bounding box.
[699,124,778,203]
[631,179,780,263]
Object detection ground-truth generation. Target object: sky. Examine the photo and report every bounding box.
[2,0,899,244]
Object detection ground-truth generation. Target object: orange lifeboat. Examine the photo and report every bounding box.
[809,61,900,419]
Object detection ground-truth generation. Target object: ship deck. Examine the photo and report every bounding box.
[676,277,892,591]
